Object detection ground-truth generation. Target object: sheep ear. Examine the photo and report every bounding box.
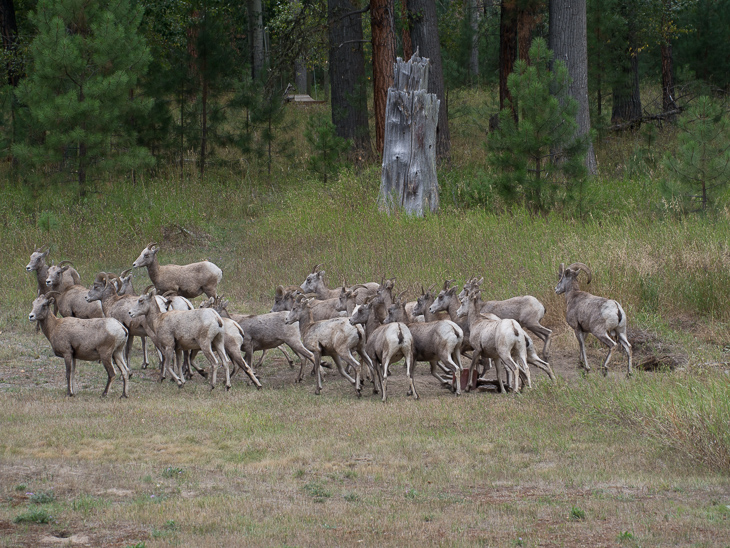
[318,270,325,278]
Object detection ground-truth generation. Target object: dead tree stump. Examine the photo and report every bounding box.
[378,50,440,216]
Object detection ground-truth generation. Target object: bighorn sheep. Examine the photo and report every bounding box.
[132,243,222,299]
[460,277,553,359]
[285,295,370,396]
[271,285,345,320]
[29,292,130,398]
[52,282,104,319]
[556,262,632,377]
[201,297,316,383]
[129,290,231,390]
[456,289,532,393]
[299,264,378,303]
[350,299,415,402]
[86,273,152,368]
[26,245,80,295]
[193,298,261,388]
[384,297,464,395]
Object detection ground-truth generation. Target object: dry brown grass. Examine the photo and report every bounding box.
[2,325,730,547]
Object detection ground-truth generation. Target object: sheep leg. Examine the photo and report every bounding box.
[199,346,221,390]
[214,341,231,390]
[124,336,134,370]
[406,351,419,400]
[113,344,130,398]
[494,359,507,393]
[617,332,633,377]
[99,351,116,397]
[595,333,618,377]
[428,360,452,386]
[163,348,184,386]
[140,335,149,369]
[380,358,389,403]
[313,352,323,395]
[465,350,481,392]
[331,353,357,386]
[277,345,295,368]
[64,355,75,397]
[527,324,553,360]
[575,329,591,372]
[237,355,262,389]
[515,355,531,389]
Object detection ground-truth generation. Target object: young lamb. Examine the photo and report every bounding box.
[29,292,130,398]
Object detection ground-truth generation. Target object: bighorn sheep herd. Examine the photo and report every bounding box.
[24,247,633,400]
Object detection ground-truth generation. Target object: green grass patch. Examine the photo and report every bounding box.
[14,508,53,524]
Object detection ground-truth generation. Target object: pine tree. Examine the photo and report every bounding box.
[662,96,730,211]
[13,0,152,197]
[488,38,589,213]
[305,113,350,184]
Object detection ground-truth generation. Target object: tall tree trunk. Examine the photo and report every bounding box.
[661,41,675,114]
[371,0,396,157]
[468,0,480,78]
[201,75,207,178]
[408,0,450,160]
[328,0,372,157]
[248,0,265,79]
[517,4,539,61]
[295,58,308,94]
[401,0,413,60]
[611,8,641,125]
[499,0,518,114]
[0,0,20,86]
[549,0,596,173]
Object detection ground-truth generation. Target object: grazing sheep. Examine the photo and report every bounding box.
[132,243,222,299]
[29,292,130,398]
[556,262,632,377]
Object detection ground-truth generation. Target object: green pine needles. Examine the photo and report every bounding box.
[662,95,730,211]
[488,38,589,214]
[13,0,153,197]
[305,113,350,184]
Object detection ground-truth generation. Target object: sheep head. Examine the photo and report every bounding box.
[26,244,51,272]
[132,243,159,268]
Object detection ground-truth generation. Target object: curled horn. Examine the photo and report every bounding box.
[396,290,408,303]
[443,279,455,291]
[147,242,158,249]
[311,263,322,273]
[567,262,592,284]
[558,262,565,280]
[421,284,425,295]
[94,272,108,285]
[163,290,179,298]
[58,260,75,270]
[120,268,133,278]
[36,243,51,253]
[143,284,156,295]
[46,290,62,302]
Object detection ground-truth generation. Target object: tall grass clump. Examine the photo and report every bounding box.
[539,372,730,474]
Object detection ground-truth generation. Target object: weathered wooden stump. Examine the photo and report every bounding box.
[378,51,440,216]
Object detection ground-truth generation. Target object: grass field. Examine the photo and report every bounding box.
[2,94,730,546]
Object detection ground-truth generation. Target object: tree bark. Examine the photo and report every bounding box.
[295,58,308,94]
[329,0,371,156]
[371,0,397,157]
[499,0,518,114]
[401,0,413,60]
[611,7,641,125]
[379,54,439,216]
[0,0,20,85]
[468,0,480,78]
[248,0,265,79]
[661,41,676,115]
[549,0,596,173]
[408,0,450,160]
